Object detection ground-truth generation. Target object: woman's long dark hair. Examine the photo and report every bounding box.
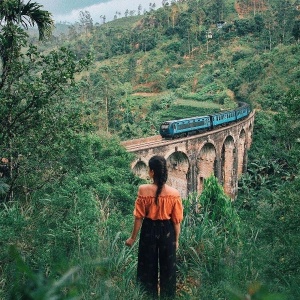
[149,155,168,205]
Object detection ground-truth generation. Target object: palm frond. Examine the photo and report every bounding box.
[0,0,54,40]
[19,1,54,40]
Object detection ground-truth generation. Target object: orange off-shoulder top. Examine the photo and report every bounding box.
[133,184,183,224]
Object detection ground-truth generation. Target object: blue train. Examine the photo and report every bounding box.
[159,102,251,139]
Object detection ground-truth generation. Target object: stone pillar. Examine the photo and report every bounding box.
[187,153,197,194]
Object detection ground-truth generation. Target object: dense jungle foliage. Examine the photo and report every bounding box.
[1,0,300,299]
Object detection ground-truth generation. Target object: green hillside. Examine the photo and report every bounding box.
[1,0,300,299]
[33,0,300,140]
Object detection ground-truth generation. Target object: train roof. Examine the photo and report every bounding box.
[161,115,211,124]
[210,109,236,116]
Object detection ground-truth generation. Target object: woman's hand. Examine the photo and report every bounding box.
[125,238,135,247]
[125,218,142,247]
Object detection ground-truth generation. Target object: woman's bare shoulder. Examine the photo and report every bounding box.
[138,184,180,197]
[138,184,156,196]
[163,184,180,197]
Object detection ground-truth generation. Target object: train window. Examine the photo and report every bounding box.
[178,122,189,130]
[161,124,170,129]
[195,120,204,126]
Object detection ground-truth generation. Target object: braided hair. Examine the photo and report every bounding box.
[149,155,168,205]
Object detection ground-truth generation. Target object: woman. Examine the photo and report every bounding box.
[125,155,183,299]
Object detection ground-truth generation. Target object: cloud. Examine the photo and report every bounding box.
[41,0,162,24]
[37,0,111,15]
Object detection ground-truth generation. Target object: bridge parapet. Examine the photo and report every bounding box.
[121,135,161,147]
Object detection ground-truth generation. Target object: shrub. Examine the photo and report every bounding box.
[166,72,185,89]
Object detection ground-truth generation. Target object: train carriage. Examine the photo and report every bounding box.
[210,110,236,127]
[160,116,211,138]
[236,103,251,120]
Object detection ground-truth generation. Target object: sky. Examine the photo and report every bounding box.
[37,0,163,24]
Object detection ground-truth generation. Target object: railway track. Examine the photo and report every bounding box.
[122,136,164,152]
[122,131,207,152]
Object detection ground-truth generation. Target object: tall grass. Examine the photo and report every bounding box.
[176,185,241,299]
[0,175,291,299]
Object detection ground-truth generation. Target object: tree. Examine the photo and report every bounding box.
[79,10,93,36]
[0,0,53,88]
[200,175,240,237]
[68,24,78,39]
[292,19,300,41]
[170,2,179,28]
[176,11,193,55]
[0,0,53,198]
[188,1,206,27]
[262,6,277,50]
[274,88,300,157]
[153,6,170,28]
[138,4,142,15]
[208,0,226,23]
[100,14,106,24]
[0,1,92,201]
[272,0,297,44]
[88,67,122,133]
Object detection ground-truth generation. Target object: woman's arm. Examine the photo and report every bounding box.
[173,222,181,250]
[125,217,143,247]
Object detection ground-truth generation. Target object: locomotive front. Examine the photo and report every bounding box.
[160,121,174,138]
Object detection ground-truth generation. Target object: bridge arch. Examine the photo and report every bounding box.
[164,146,187,160]
[166,151,189,199]
[237,129,247,177]
[132,159,148,180]
[196,143,217,194]
[247,122,253,149]
[221,135,236,198]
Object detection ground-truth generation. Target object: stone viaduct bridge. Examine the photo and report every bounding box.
[121,111,255,199]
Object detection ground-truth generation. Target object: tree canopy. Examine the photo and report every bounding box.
[0,0,91,200]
